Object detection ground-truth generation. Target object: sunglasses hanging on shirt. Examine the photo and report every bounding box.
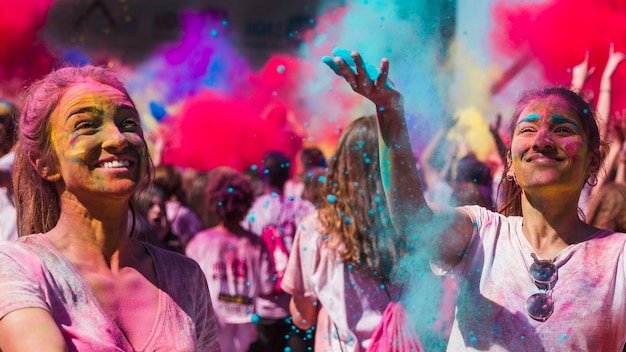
[525,253,558,322]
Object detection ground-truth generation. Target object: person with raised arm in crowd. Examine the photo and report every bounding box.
[325,49,626,350]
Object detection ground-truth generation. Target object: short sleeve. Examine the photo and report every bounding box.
[281,213,319,298]
[0,243,49,319]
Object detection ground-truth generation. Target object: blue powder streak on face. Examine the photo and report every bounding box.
[517,113,541,127]
[551,114,580,131]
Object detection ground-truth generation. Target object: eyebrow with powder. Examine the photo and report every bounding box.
[67,106,104,120]
[550,114,580,131]
[516,113,540,127]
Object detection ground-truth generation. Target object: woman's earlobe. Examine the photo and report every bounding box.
[588,153,602,175]
[44,172,62,182]
[28,151,61,182]
[506,170,517,184]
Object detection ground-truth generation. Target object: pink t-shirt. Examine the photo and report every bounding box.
[0,234,220,352]
[241,193,316,318]
[281,212,402,352]
[442,205,626,351]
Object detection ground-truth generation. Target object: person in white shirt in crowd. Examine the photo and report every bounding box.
[187,167,274,352]
[326,50,626,351]
[242,150,316,352]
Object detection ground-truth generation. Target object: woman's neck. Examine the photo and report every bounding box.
[520,193,596,258]
[46,192,132,266]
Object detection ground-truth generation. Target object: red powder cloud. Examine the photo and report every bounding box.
[0,0,56,98]
[491,0,626,115]
[161,55,305,172]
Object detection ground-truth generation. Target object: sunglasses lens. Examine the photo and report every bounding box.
[526,292,554,322]
[529,261,557,284]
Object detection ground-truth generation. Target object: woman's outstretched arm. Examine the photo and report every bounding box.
[324,50,474,266]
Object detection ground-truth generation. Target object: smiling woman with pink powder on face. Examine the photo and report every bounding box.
[0,66,220,351]
[325,50,626,351]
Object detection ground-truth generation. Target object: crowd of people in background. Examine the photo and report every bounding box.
[0,42,625,351]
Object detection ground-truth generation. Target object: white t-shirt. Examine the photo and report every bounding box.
[0,188,16,241]
[281,212,402,352]
[241,193,315,318]
[284,179,305,200]
[186,228,274,352]
[186,228,274,324]
[441,205,626,351]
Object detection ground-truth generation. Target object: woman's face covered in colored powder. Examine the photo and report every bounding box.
[46,79,147,200]
[509,95,592,196]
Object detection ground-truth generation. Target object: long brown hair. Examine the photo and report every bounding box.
[318,115,408,282]
[14,65,153,236]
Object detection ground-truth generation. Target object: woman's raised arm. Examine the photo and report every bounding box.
[324,50,474,266]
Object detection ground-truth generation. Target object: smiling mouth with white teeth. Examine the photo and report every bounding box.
[100,160,132,168]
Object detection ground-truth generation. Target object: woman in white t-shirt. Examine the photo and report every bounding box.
[323,50,626,350]
[282,115,414,351]
[186,167,274,352]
